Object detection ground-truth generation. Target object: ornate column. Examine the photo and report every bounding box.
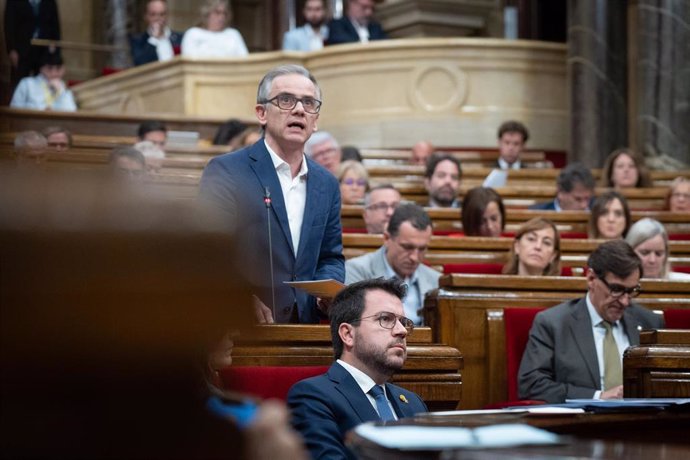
[628,0,690,169]
[568,0,628,166]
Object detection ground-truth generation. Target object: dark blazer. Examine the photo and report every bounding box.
[4,0,61,78]
[129,30,184,66]
[198,140,345,323]
[528,199,557,210]
[287,362,428,460]
[326,17,387,45]
[518,297,664,403]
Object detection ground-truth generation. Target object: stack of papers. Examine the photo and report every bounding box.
[354,423,560,450]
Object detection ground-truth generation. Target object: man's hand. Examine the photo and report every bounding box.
[253,295,274,324]
[48,78,65,94]
[245,400,308,460]
[600,385,623,400]
[150,21,164,38]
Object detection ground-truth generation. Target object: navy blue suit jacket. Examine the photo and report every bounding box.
[129,30,183,66]
[326,17,387,45]
[287,362,428,460]
[198,140,345,323]
[529,199,557,210]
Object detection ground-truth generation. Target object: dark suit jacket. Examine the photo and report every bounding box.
[528,199,557,210]
[287,362,428,460]
[198,140,345,323]
[326,17,387,45]
[518,297,664,403]
[129,30,184,66]
[4,0,61,78]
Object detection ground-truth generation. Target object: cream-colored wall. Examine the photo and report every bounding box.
[73,38,568,150]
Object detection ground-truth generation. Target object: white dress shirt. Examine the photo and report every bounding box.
[586,293,630,398]
[350,19,370,42]
[181,27,248,58]
[10,74,77,111]
[337,359,398,420]
[382,252,422,325]
[147,26,174,61]
[266,141,308,254]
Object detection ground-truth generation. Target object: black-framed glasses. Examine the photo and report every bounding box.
[350,311,415,333]
[598,276,641,299]
[262,93,322,114]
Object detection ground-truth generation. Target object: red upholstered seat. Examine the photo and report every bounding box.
[663,309,690,329]
[443,263,504,275]
[560,232,588,239]
[671,266,690,274]
[669,234,690,241]
[484,307,546,409]
[342,227,367,234]
[219,366,329,401]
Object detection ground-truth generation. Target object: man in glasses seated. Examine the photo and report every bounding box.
[304,130,342,175]
[199,64,344,324]
[518,239,664,403]
[362,184,401,234]
[346,203,441,325]
[287,278,427,460]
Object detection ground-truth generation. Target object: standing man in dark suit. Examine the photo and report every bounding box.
[288,278,427,460]
[129,0,183,66]
[326,0,387,45]
[4,0,61,89]
[529,162,596,211]
[518,240,664,403]
[199,64,345,324]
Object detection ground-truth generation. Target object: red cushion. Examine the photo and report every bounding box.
[443,263,504,275]
[560,266,573,276]
[664,309,690,329]
[669,234,690,241]
[560,232,588,239]
[504,307,545,401]
[342,227,367,234]
[219,366,329,401]
[671,266,690,274]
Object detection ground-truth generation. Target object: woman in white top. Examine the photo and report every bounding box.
[625,218,690,281]
[181,0,248,58]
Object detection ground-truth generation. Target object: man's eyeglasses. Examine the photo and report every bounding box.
[365,202,399,213]
[598,276,641,298]
[342,178,367,187]
[262,93,322,114]
[670,192,690,200]
[350,311,414,333]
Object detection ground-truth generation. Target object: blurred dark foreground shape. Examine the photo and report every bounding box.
[0,167,255,459]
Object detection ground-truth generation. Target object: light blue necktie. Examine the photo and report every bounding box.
[369,385,396,422]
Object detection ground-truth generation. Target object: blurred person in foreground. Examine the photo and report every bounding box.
[0,169,306,460]
[42,126,72,152]
[137,120,168,153]
[109,146,147,182]
[518,239,664,403]
[12,130,48,167]
[288,278,427,460]
[199,64,345,324]
[362,184,401,234]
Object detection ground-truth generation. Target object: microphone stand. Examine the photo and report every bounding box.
[263,187,276,320]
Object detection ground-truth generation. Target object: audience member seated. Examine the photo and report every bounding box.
[10,50,76,111]
[304,131,341,175]
[133,140,165,173]
[12,131,47,167]
[410,140,434,166]
[461,186,506,237]
[282,0,329,51]
[326,0,387,45]
[667,177,690,212]
[287,278,427,460]
[42,126,72,152]
[362,184,401,234]
[232,127,261,151]
[212,118,248,146]
[599,148,653,188]
[341,145,362,162]
[424,153,462,208]
[338,160,369,205]
[518,240,664,403]
[346,204,440,325]
[181,0,248,58]
[588,190,631,240]
[130,0,183,66]
[529,162,595,211]
[136,120,167,153]
[503,217,561,276]
[109,146,147,181]
[495,120,529,170]
[625,218,690,281]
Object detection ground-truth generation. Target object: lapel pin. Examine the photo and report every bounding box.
[399,394,408,404]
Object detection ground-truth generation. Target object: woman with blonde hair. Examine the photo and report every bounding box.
[588,190,631,239]
[666,177,690,212]
[600,148,653,188]
[337,160,369,205]
[503,218,561,276]
[625,218,690,280]
[181,0,248,58]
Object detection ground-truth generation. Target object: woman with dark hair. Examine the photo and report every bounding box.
[503,218,561,276]
[461,187,505,237]
[588,190,631,239]
[600,148,653,188]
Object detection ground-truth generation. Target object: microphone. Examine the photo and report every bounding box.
[263,187,276,320]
